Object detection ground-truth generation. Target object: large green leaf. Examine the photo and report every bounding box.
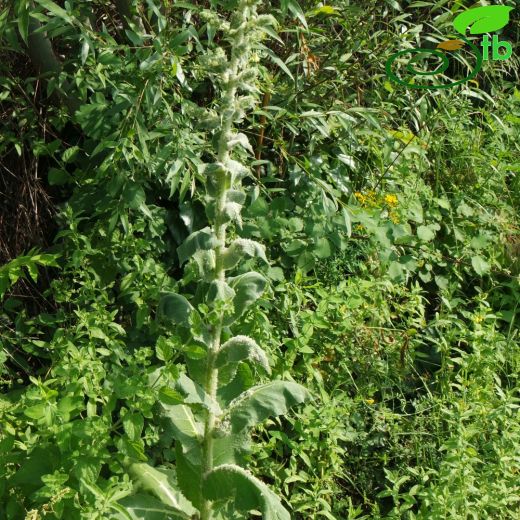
[175,443,203,510]
[203,464,290,520]
[161,403,203,450]
[207,280,235,303]
[216,336,271,375]
[174,373,222,414]
[157,293,193,325]
[453,6,513,35]
[116,494,193,520]
[224,381,311,433]
[222,239,268,271]
[127,464,196,517]
[224,271,267,325]
[177,227,222,265]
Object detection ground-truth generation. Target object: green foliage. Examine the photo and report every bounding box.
[1,0,519,519]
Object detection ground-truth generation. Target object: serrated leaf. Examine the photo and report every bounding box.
[203,464,290,520]
[128,464,195,518]
[216,336,271,375]
[224,381,311,434]
[177,227,222,265]
[222,239,268,271]
[157,293,193,324]
[453,6,513,35]
[158,387,184,406]
[123,413,144,441]
[224,272,267,325]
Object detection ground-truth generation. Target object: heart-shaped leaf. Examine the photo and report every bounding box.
[453,6,513,35]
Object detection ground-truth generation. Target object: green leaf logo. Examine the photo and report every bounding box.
[453,5,514,35]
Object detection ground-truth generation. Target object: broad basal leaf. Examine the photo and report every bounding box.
[453,5,513,35]
[128,464,196,517]
[203,464,290,520]
[224,380,311,433]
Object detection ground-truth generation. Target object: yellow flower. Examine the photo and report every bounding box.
[366,398,375,405]
[389,211,400,224]
[384,194,398,206]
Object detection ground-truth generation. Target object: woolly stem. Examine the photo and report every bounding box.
[199,4,252,518]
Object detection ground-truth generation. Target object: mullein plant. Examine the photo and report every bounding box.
[117,1,311,519]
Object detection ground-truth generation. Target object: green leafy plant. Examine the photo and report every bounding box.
[117,2,311,519]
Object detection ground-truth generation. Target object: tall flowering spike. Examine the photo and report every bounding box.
[130,3,310,519]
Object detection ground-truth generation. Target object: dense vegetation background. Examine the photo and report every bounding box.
[1,0,519,518]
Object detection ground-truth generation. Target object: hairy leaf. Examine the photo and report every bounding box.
[203,464,290,520]
[222,240,268,271]
[128,464,196,517]
[161,403,203,449]
[117,494,192,520]
[224,380,311,433]
[175,373,222,414]
[224,271,267,325]
[216,336,271,374]
[157,293,193,324]
[177,227,222,265]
